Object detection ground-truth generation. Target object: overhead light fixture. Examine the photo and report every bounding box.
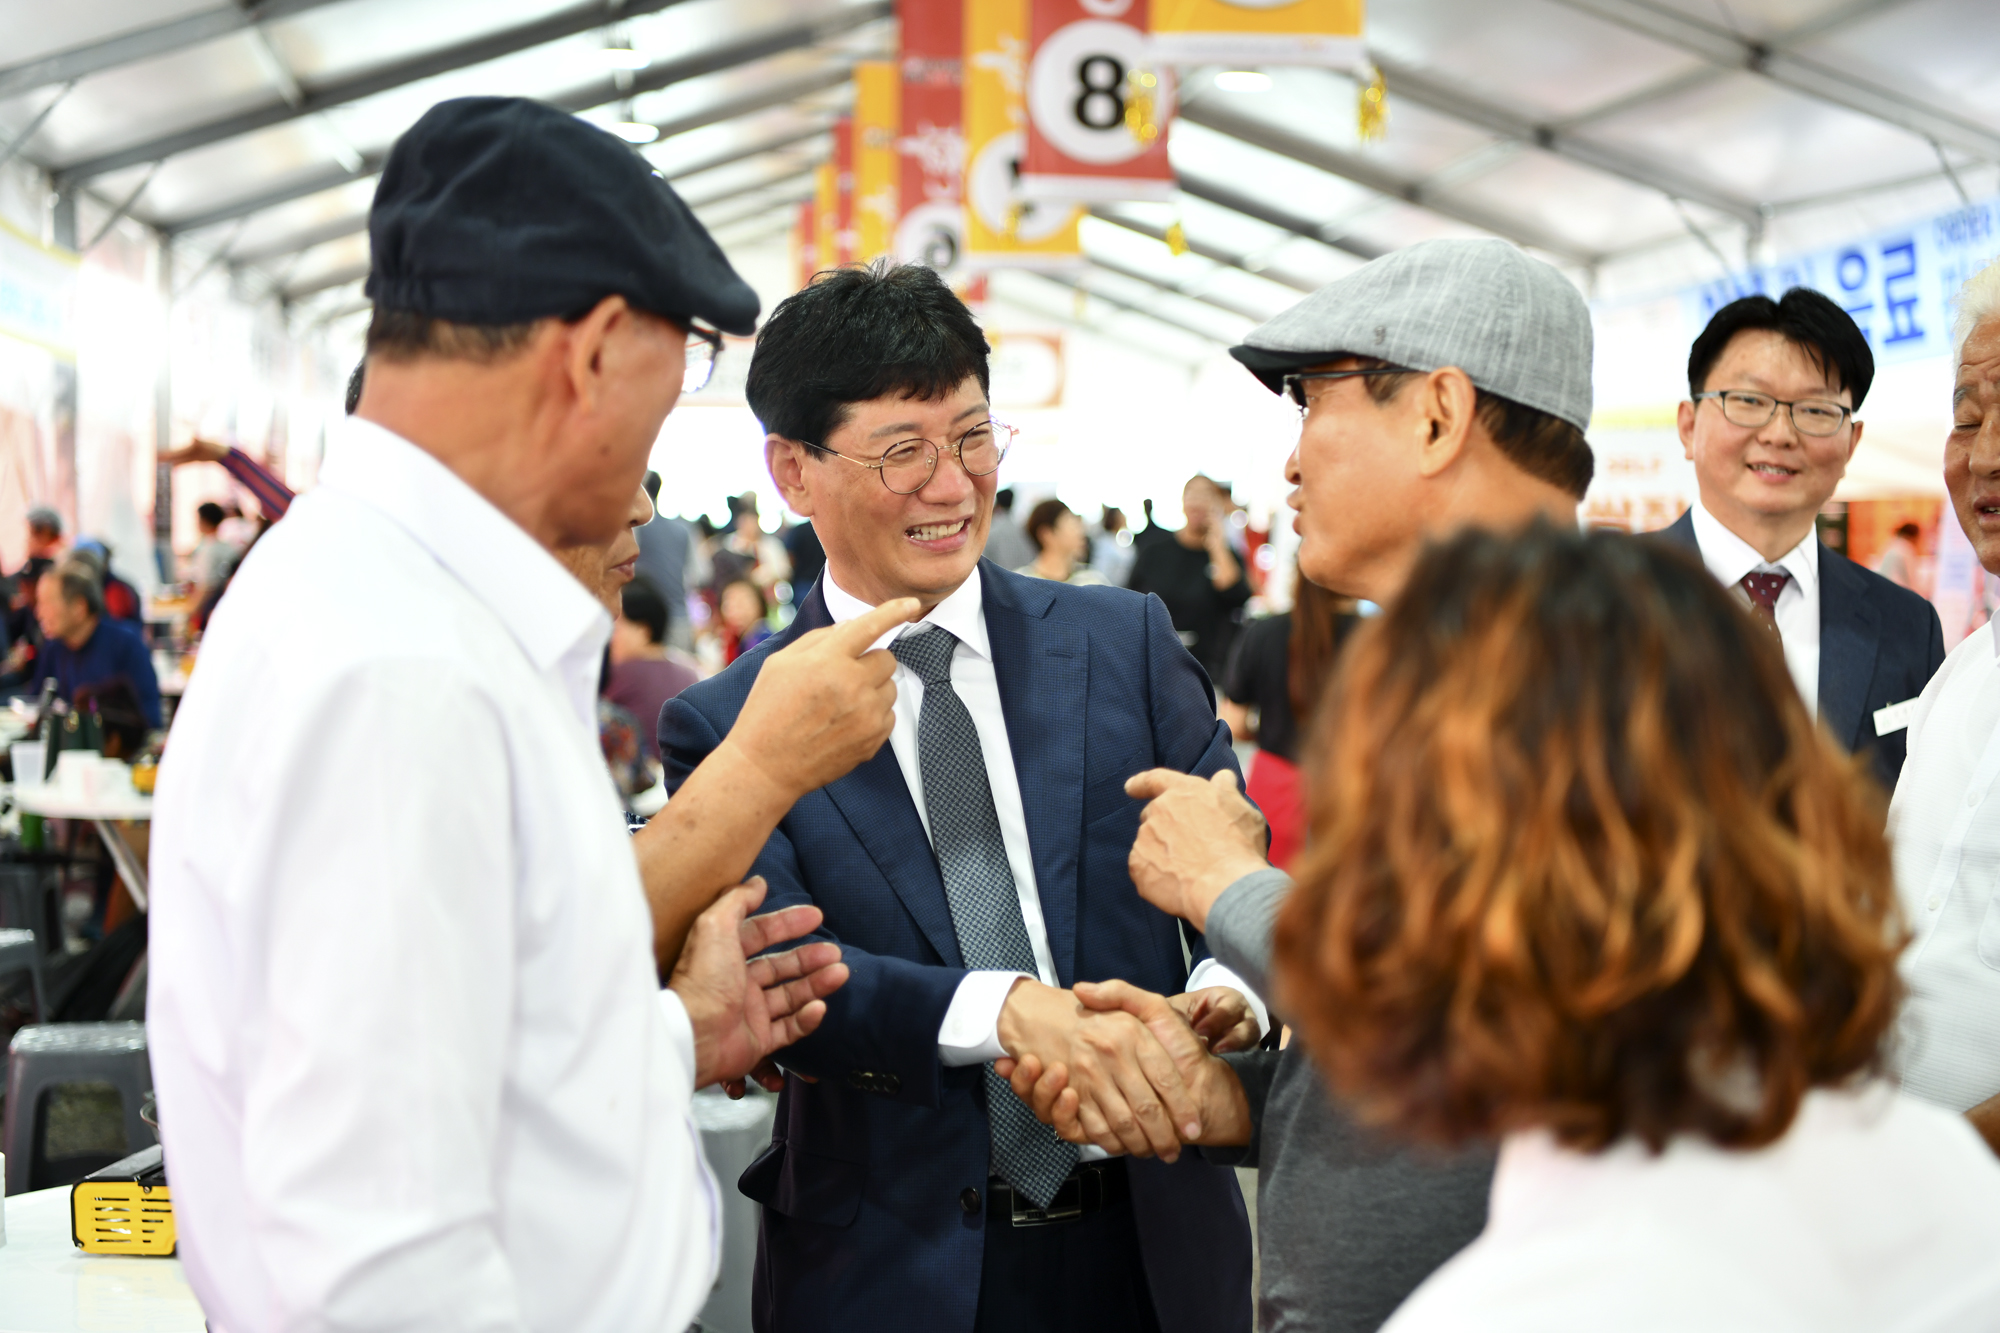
[599,45,651,71]
[1213,70,1273,93]
[611,120,660,144]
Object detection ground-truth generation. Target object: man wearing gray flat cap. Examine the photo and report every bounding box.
[1000,239,1597,1331]
[148,96,920,1333]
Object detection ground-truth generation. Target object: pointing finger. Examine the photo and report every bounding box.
[824,597,923,656]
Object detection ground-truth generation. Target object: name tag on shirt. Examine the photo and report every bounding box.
[1874,698,1918,737]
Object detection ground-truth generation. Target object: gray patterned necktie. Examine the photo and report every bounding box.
[892,625,1079,1209]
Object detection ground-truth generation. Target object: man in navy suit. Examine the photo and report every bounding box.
[662,264,1257,1333]
[1663,287,1944,790]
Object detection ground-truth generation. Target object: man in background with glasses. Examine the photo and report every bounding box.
[661,261,1258,1333]
[1662,287,1943,789]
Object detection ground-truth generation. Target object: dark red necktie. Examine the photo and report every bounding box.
[1740,571,1791,636]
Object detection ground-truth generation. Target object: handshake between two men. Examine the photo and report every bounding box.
[650,593,1283,1150]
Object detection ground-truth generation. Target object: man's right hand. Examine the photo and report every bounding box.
[1124,769,1271,932]
[994,977,1205,1162]
[720,597,920,803]
[1000,980,1252,1152]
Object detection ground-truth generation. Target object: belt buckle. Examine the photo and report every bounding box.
[1007,1171,1090,1227]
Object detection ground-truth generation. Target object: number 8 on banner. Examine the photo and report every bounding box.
[1021,0,1177,203]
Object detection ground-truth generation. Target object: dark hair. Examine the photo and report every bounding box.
[722,577,767,616]
[365,308,539,363]
[1346,357,1595,500]
[1024,498,1073,552]
[1687,287,1874,408]
[52,560,104,618]
[345,360,366,414]
[1276,523,1900,1154]
[619,575,670,645]
[1287,568,1359,724]
[643,470,663,503]
[1895,522,1920,541]
[196,502,226,528]
[746,261,990,455]
[994,487,1016,512]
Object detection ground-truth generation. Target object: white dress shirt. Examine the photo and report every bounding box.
[148,418,718,1333]
[1690,498,1821,714]
[819,568,1269,1076]
[1888,619,2000,1113]
[1383,1085,2000,1333]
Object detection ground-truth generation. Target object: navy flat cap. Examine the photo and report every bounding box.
[366,96,760,336]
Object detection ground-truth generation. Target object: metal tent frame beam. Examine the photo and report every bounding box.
[1544,0,2000,159]
[1087,208,1318,294]
[1083,254,1277,324]
[1174,169,1390,263]
[1028,271,1237,346]
[0,0,357,102]
[160,58,856,237]
[235,120,836,270]
[1177,100,1601,266]
[1367,55,1764,227]
[52,0,890,189]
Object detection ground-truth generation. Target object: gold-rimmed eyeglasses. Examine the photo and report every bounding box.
[1692,389,1853,437]
[812,419,1017,494]
[683,325,723,394]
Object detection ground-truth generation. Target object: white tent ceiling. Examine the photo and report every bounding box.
[0,0,1994,381]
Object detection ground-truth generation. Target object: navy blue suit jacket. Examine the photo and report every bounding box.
[1658,510,1945,789]
[662,562,1253,1333]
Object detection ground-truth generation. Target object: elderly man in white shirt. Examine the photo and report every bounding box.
[148,98,916,1333]
[1889,255,2000,1155]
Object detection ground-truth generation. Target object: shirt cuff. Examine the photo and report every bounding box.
[1185,958,1270,1041]
[657,986,699,1089]
[938,970,1032,1067]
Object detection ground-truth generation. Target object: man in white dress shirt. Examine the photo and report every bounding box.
[1661,287,1945,791]
[1888,255,2000,1154]
[147,97,910,1333]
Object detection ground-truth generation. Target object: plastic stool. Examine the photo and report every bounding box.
[4,1022,154,1196]
[0,927,46,1021]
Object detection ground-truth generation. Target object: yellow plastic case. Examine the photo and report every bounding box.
[70,1145,175,1256]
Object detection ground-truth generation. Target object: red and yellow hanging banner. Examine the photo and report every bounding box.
[895,0,970,277]
[853,61,901,263]
[794,200,817,290]
[812,160,840,271]
[1148,0,1365,67]
[1021,0,1175,203]
[832,115,858,266]
[963,0,1083,268]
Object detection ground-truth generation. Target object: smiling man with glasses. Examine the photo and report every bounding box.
[660,260,1258,1333]
[1663,287,1944,788]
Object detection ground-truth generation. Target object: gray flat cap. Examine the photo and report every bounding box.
[1231,238,1593,431]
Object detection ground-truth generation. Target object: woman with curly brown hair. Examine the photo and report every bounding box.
[1275,523,2000,1331]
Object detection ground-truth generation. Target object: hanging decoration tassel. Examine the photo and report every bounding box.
[1123,68,1162,146]
[1164,218,1189,256]
[1358,65,1388,143]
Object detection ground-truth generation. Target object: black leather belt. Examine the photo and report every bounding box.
[986,1160,1129,1227]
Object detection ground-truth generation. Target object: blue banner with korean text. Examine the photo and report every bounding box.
[1680,195,2000,366]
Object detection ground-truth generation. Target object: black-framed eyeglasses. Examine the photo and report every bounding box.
[684,325,723,394]
[1693,389,1853,438]
[1282,367,1412,414]
[813,420,1017,495]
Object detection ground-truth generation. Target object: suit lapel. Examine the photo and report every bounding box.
[1660,508,1699,554]
[822,747,965,968]
[1817,544,1879,750]
[982,564,1089,986]
[790,578,965,966]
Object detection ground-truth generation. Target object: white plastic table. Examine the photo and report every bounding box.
[0,1186,207,1332]
[11,786,154,910]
